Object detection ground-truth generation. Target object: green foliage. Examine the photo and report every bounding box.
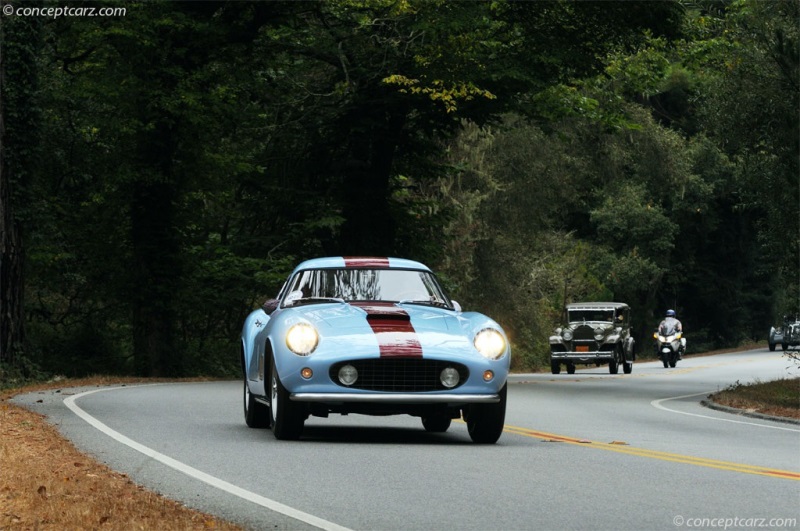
[4,0,792,378]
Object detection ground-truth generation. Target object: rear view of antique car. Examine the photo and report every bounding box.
[549,302,635,374]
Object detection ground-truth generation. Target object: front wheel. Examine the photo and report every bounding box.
[464,384,507,444]
[608,352,619,374]
[269,357,305,440]
[550,361,561,374]
[566,363,576,374]
[243,379,270,428]
[769,342,776,352]
[622,359,633,374]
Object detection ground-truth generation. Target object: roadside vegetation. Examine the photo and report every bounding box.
[710,377,800,420]
[1,0,798,384]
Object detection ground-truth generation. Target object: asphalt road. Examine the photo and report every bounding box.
[14,348,800,531]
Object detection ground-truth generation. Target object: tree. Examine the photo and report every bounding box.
[0,13,43,372]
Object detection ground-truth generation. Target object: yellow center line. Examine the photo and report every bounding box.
[502,424,800,481]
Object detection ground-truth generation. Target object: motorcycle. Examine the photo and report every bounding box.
[653,323,684,368]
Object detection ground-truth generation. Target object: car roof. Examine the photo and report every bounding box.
[566,302,630,310]
[292,256,432,274]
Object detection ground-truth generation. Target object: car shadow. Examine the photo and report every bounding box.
[297,424,473,445]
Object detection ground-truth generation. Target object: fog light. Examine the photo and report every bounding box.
[301,367,313,379]
[483,370,494,382]
[440,367,460,388]
[338,365,358,386]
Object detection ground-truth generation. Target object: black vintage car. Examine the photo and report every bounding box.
[549,302,636,374]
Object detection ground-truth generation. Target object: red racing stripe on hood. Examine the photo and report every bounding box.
[351,302,422,358]
[343,257,390,268]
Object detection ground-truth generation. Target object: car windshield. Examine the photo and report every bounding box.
[568,310,615,323]
[282,268,451,307]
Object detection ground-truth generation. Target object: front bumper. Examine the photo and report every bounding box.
[291,392,500,404]
[550,351,614,363]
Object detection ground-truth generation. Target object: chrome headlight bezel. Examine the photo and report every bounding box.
[562,329,573,341]
[285,323,319,355]
[473,328,506,360]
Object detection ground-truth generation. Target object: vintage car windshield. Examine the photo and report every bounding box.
[568,310,615,323]
[283,268,451,307]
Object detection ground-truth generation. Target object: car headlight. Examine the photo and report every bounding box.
[474,329,506,360]
[562,330,573,341]
[286,323,319,355]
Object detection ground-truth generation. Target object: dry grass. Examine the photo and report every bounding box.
[0,377,243,531]
[709,377,800,420]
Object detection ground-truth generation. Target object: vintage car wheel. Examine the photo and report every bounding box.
[769,342,776,352]
[422,415,452,433]
[566,363,576,374]
[550,361,561,374]
[269,357,305,440]
[782,342,788,351]
[608,352,619,374]
[243,379,270,429]
[622,359,633,374]
[465,384,507,444]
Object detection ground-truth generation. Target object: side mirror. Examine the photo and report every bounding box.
[262,298,279,315]
[451,300,462,313]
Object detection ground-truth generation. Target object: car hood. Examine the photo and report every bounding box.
[292,302,455,332]
[279,301,478,356]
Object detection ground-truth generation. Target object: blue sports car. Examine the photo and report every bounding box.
[241,256,511,443]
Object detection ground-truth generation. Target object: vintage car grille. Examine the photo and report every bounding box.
[329,359,469,392]
[572,325,597,340]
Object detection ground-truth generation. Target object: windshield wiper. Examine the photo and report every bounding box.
[285,296,346,307]
[398,298,449,308]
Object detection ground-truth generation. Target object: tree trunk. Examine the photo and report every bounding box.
[0,15,40,367]
[130,117,182,377]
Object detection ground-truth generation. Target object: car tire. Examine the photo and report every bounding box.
[465,384,507,444]
[422,415,452,433]
[566,363,576,374]
[769,342,776,352]
[269,356,305,440]
[622,359,633,374]
[243,378,270,428]
[782,342,788,351]
[550,361,561,374]
[608,351,619,374]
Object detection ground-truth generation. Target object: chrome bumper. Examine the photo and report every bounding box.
[550,351,614,362]
[291,393,500,404]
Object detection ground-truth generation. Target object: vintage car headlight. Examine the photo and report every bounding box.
[286,323,319,355]
[562,329,573,341]
[474,329,506,360]
[594,328,605,341]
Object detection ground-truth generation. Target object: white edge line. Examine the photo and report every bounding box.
[63,386,352,531]
[651,391,800,432]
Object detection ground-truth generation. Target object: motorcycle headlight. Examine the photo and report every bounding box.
[286,323,319,355]
[474,329,506,360]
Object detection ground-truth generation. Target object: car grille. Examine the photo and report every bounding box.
[329,359,469,392]
[572,325,596,340]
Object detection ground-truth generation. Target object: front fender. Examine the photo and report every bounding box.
[242,308,270,383]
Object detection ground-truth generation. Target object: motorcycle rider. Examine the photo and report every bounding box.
[658,309,686,358]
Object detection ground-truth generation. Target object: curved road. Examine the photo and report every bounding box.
[14,348,800,530]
